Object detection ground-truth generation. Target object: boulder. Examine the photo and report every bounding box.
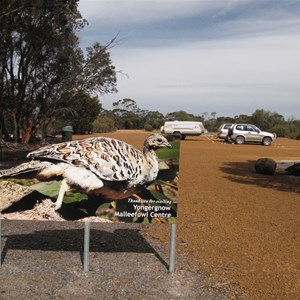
[255,158,277,175]
[285,163,300,176]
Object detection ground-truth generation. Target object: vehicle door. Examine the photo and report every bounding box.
[245,125,261,142]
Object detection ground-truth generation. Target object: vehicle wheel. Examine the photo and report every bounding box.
[262,137,272,146]
[235,136,245,144]
[173,132,182,140]
[181,134,186,140]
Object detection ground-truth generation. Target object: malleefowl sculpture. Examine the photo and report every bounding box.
[0,134,172,210]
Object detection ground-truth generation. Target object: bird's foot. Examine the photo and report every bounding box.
[50,201,61,211]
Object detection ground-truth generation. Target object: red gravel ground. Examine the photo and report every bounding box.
[86,130,300,299]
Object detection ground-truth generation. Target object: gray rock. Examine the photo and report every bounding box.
[286,163,300,176]
[255,158,277,175]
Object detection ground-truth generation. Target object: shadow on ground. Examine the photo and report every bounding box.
[220,160,300,194]
[1,223,168,269]
[0,220,237,299]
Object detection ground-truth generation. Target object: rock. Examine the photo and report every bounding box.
[285,163,300,176]
[255,158,277,175]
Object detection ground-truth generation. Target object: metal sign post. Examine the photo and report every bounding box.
[0,219,2,267]
[169,223,177,272]
[83,221,90,272]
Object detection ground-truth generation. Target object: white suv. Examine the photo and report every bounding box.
[217,123,233,139]
[229,124,276,146]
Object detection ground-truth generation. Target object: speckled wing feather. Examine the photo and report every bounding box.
[27,137,145,181]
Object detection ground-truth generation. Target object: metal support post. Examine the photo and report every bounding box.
[169,223,177,272]
[0,219,2,267]
[83,221,90,272]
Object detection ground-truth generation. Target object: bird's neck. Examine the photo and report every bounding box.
[143,146,157,160]
[143,147,159,177]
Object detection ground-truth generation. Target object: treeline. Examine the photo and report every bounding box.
[55,96,300,140]
[93,101,300,140]
[2,90,300,141]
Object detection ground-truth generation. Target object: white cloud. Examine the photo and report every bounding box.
[78,0,300,118]
[79,0,238,25]
[102,34,300,118]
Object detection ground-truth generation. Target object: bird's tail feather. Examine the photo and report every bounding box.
[0,161,52,177]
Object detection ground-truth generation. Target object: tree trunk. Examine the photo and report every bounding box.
[0,112,10,141]
[11,109,18,143]
[0,112,3,141]
[24,118,33,144]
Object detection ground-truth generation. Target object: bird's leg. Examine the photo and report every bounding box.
[54,179,69,210]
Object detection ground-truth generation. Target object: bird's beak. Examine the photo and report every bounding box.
[166,143,172,149]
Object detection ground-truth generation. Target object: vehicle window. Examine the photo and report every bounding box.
[247,126,255,131]
[236,125,244,131]
[224,124,232,129]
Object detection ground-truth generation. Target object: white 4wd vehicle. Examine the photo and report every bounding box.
[229,124,276,146]
[217,123,233,139]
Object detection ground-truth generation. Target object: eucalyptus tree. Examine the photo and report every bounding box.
[251,109,285,131]
[64,92,102,134]
[144,111,165,130]
[112,98,147,129]
[165,110,203,122]
[0,0,117,143]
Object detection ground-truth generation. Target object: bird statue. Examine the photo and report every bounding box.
[0,134,172,210]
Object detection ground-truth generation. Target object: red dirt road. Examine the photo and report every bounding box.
[175,135,299,299]
[80,131,300,299]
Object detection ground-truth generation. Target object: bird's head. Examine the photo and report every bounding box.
[144,134,172,151]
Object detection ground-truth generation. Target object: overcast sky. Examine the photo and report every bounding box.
[78,0,300,119]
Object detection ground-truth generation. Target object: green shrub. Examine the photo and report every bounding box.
[92,117,116,133]
[287,124,300,139]
[269,125,289,137]
[144,123,153,131]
